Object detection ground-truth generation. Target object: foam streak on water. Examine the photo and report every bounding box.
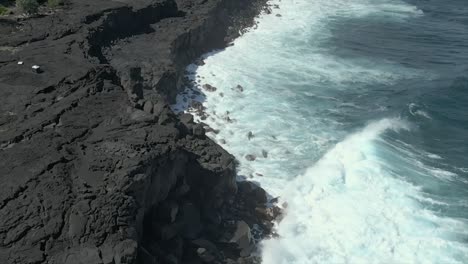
[262,119,468,264]
[172,0,468,262]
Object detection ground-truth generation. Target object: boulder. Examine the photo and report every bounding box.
[191,101,205,112]
[143,100,154,113]
[238,181,267,204]
[195,58,206,66]
[230,221,252,251]
[193,124,205,137]
[202,84,217,92]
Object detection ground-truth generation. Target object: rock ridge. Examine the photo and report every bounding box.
[0,0,276,263]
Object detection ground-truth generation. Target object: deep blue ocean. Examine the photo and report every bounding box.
[173,0,468,262]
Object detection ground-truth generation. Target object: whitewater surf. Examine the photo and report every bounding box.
[173,0,468,263]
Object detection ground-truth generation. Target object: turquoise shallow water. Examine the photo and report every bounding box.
[173,0,468,263]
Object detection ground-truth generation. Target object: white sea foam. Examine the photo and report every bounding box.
[409,103,432,119]
[172,0,468,262]
[261,119,468,263]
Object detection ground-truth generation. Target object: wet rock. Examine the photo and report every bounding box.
[272,206,284,222]
[276,14,282,17]
[203,84,217,92]
[191,101,205,112]
[235,85,244,92]
[245,154,256,161]
[225,115,235,123]
[238,181,267,204]
[195,58,206,66]
[204,126,220,134]
[261,150,268,158]
[219,139,226,144]
[193,124,205,137]
[247,131,254,140]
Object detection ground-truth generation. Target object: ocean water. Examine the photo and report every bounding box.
[172,0,468,263]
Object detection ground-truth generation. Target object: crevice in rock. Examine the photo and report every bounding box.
[86,0,182,64]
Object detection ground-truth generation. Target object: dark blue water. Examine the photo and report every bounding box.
[327,0,468,220]
[174,0,468,262]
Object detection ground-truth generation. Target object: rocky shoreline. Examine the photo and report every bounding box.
[0,0,281,263]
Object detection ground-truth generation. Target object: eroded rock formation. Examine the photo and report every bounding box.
[0,0,274,263]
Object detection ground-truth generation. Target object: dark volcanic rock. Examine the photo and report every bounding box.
[245,154,257,161]
[247,131,254,140]
[202,83,218,92]
[0,0,270,263]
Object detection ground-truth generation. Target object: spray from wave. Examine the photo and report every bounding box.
[172,0,468,262]
[262,119,468,264]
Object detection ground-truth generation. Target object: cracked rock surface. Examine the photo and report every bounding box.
[0,0,274,263]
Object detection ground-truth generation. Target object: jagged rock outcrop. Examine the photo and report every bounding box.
[0,0,273,263]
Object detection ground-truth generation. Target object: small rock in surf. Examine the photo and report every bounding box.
[203,84,217,92]
[245,154,256,161]
[247,131,254,140]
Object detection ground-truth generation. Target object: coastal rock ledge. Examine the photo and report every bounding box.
[0,0,274,263]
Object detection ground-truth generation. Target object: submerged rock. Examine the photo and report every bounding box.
[245,154,257,161]
[247,131,254,140]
